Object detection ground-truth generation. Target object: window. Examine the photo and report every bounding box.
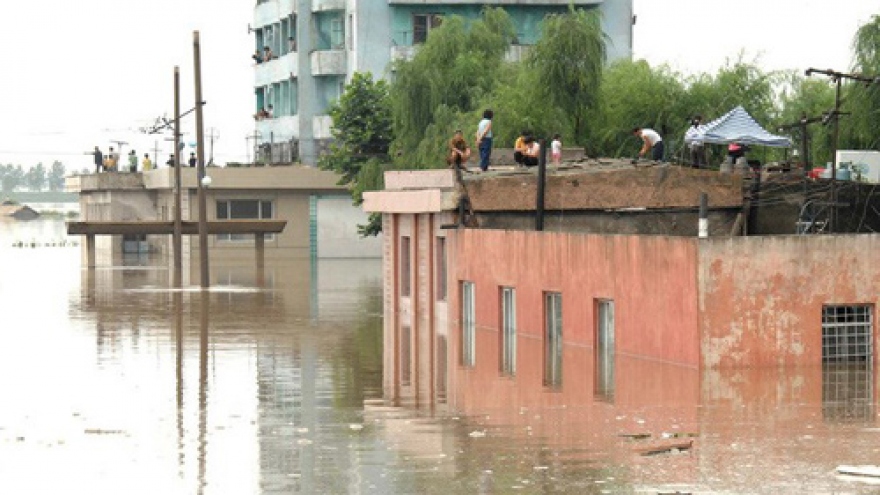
[288,80,298,115]
[215,200,274,241]
[315,11,344,50]
[400,325,412,386]
[544,292,563,388]
[330,19,344,48]
[436,237,447,301]
[595,299,615,400]
[500,287,516,376]
[436,335,448,403]
[400,236,411,297]
[462,281,475,367]
[823,305,873,362]
[413,13,442,44]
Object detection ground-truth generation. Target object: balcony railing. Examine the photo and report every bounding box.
[310,49,346,76]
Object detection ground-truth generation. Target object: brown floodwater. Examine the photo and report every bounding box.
[1,218,879,494]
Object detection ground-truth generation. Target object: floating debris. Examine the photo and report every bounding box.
[618,433,651,440]
[635,440,694,456]
[837,465,880,478]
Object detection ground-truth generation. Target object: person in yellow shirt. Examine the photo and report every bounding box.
[142,153,153,171]
[513,130,529,166]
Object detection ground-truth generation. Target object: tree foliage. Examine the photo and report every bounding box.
[25,163,46,192]
[391,8,514,161]
[48,161,66,191]
[849,15,880,149]
[318,72,393,237]
[527,7,605,144]
[0,164,25,194]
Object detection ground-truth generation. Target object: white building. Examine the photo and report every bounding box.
[252,0,634,165]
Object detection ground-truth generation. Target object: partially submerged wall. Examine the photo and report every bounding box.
[698,234,880,368]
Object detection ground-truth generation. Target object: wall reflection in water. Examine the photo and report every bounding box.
[383,311,879,493]
[64,251,389,494]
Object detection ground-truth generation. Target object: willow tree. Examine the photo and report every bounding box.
[526,7,605,145]
[391,8,514,162]
[777,75,836,167]
[319,72,392,236]
[849,15,880,149]
[591,60,687,158]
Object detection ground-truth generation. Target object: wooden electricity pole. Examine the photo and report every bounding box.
[194,31,209,289]
[173,66,183,288]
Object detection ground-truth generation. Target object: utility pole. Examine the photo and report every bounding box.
[111,139,128,156]
[806,67,880,233]
[193,31,209,289]
[206,127,219,166]
[152,141,162,167]
[246,130,261,164]
[173,66,183,288]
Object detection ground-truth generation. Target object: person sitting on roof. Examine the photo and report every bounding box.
[447,129,472,170]
[513,130,529,166]
[522,136,540,167]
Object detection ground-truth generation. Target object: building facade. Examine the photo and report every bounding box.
[67,167,381,264]
[252,0,634,165]
[363,169,880,408]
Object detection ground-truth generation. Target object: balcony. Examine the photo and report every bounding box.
[255,0,297,25]
[390,43,531,65]
[310,49,346,76]
[390,45,417,63]
[312,115,332,140]
[255,52,297,88]
[312,0,345,12]
[257,115,300,143]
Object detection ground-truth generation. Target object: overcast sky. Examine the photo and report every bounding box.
[0,0,878,171]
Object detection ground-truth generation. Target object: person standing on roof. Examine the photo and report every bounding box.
[685,115,706,168]
[88,146,103,173]
[475,109,494,172]
[633,127,664,162]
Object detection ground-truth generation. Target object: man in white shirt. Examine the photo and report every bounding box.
[685,115,706,168]
[633,127,664,162]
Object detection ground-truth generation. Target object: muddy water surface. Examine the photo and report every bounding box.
[0,218,878,494]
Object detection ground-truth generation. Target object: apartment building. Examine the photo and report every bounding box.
[252,0,634,165]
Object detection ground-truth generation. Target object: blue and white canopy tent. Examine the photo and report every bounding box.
[685,106,792,148]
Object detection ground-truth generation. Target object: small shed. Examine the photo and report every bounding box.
[0,200,40,220]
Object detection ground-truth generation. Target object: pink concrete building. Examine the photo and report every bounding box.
[364,168,880,408]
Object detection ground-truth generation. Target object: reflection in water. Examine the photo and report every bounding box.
[823,362,875,423]
[2,218,880,494]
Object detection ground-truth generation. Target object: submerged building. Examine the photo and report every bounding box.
[363,164,880,407]
[251,0,634,165]
[66,167,381,265]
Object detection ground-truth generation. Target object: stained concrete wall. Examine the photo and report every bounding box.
[698,234,880,368]
[451,230,702,369]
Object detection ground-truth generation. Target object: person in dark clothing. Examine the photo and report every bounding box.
[189,153,197,168]
[89,146,103,173]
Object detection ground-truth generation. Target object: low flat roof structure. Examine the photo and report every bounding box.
[66,220,287,236]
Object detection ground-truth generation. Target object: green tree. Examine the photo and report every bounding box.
[526,7,605,144]
[48,161,66,191]
[1,164,24,194]
[391,8,514,162]
[591,60,688,158]
[25,163,46,191]
[318,72,393,236]
[777,75,836,167]
[848,15,880,149]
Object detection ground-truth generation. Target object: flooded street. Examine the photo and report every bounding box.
[2,219,880,494]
